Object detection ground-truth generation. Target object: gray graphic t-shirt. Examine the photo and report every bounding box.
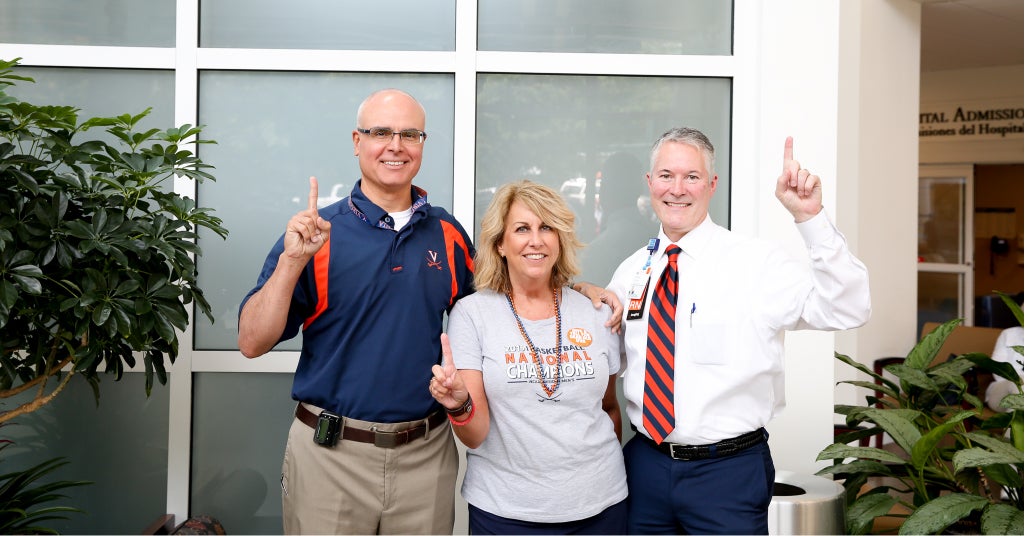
[448,287,627,523]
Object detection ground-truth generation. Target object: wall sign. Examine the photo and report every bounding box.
[919,98,1023,140]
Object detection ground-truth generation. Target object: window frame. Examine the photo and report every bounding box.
[0,0,771,524]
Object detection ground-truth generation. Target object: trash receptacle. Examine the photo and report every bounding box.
[768,470,845,535]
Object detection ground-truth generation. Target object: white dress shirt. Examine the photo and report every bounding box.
[985,326,1024,412]
[607,211,871,445]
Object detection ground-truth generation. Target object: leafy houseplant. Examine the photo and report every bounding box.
[0,436,89,535]
[0,58,227,530]
[818,297,1023,535]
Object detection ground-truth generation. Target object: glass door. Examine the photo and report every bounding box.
[918,164,974,335]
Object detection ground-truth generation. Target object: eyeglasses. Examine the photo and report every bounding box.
[356,127,427,145]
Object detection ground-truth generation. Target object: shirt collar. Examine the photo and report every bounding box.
[348,180,431,230]
[655,214,716,259]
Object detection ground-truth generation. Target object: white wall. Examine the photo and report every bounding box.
[751,0,842,476]
[833,1,923,412]
[751,0,922,474]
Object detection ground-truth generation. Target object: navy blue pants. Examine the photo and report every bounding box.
[624,434,775,534]
[468,499,627,535]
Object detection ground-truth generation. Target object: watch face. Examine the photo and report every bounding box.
[448,398,471,415]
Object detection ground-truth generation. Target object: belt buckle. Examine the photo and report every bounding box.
[371,427,400,448]
[667,443,686,460]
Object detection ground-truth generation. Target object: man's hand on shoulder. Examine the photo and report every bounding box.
[573,282,624,334]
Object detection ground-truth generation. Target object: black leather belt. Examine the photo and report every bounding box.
[295,404,446,449]
[640,428,767,460]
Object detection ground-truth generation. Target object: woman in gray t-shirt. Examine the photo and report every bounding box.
[428,180,627,534]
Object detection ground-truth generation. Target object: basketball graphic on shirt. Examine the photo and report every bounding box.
[567,327,593,347]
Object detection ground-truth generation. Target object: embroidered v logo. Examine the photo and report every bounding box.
[426,250,443,270]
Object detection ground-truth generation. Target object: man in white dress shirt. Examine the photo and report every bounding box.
[601,127,871,534]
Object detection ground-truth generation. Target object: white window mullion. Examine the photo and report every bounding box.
[0,43,175,68]
[195,48,457,72]
[166,0,201,524]
[451,0,479,230]
[729,0,762,234]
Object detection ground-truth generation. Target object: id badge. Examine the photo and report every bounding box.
[627,238,659,320]
[626,272,651,320]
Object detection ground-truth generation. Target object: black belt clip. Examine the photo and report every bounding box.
[313,410,341,447]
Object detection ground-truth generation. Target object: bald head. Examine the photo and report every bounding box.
[356,89,426,127]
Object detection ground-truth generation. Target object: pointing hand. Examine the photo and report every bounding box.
[283,176,331,262]
[429,333,468,410]
[775,137,823,223]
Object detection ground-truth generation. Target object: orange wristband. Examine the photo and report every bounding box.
[448,401,475,426]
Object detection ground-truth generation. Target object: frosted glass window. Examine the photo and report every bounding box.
[0,0,175,46]
[478,0,732,55]
[476,74,731,286]
[195,72,454,350]
[2,374,169,534]
[191,372,296,535]
[200,0,455,50]
[2,67,175,149]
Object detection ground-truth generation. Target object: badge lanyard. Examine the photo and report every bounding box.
[626,238,659,320]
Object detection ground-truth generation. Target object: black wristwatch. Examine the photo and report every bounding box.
[446,395,473,417]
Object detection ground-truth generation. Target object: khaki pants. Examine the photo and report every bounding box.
[281,406,458,535]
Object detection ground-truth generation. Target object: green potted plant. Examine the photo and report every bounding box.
[0,435,88,535]
[0,57,227,531]
[818,296,1023,535]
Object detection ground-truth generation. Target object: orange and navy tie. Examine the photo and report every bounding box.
[643,244,681,444]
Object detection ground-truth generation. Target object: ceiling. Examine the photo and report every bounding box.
[920,0,1024,72]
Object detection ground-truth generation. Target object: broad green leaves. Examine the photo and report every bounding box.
[0,58,228,409]
[0,445,91,535]
[821,315,1024,534]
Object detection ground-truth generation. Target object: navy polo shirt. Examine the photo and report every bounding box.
[241,181,475,422]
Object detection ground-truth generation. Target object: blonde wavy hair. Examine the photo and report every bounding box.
[474,180,584,293]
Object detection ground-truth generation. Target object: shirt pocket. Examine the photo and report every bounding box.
[686,323,730,365]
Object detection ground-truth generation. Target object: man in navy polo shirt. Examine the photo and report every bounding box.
[239,89,476,534]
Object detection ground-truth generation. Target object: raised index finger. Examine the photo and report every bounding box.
[783,136,794,170]
[307,176,319,214]
[441,333,456,372]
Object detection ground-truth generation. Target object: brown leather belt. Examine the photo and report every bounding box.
[294,403,446,449]
[640,428,767,460]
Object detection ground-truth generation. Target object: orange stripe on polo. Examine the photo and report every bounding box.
[303,245,331,329]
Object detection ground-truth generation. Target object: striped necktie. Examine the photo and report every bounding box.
[643,244,681,444]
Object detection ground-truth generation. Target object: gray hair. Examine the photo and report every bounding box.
[649,127,716,178]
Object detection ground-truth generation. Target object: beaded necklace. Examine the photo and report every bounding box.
[505,288,562,397]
